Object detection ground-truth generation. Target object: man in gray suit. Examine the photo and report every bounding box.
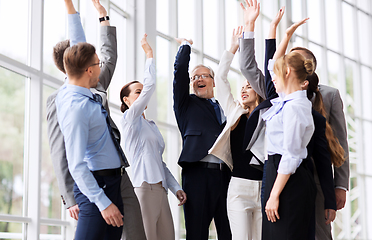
[46,1,146,239]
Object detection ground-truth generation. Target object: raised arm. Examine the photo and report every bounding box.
[215,27,244,116]
[239,0,266,99]
[123,34,155,124]
[265,7,284,99]
[92,0,118,92]
[66,0,86,46]
[272,18,309,60]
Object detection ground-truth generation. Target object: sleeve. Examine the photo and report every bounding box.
[96,26,118,92]
[243,31,255,39]
[279,103,314,174]
[162,162,182,195]
[123,58,156,124]
[329,90,350,190]
[214,50,239,116]
[68,12,86,46]
[264,39,278,99]
[173,44,192,114]
[239,38,266,100]
[311,112,337,210]
[46,93,76,208]
[59,105,111,212]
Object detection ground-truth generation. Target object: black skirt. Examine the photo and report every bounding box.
[262,154,316,240]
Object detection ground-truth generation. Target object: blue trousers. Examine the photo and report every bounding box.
[73,175,123,240]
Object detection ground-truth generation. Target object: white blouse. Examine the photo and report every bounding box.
[120,58,182,195]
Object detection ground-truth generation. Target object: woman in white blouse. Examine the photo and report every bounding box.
[261,18,317,240]
[119,34,187,240]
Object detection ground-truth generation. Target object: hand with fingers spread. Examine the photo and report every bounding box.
[229,26,243,54]
[175,38,193,46]
[68,204,79,220]
[176,190,187,206]
[101,203,124,227]
[268,6,285,39]
[240,0,260,32]
[141,34,153,58]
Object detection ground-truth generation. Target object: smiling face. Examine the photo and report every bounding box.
[123,82,144,108]
[241,80,258,109]
[191,66,215,99]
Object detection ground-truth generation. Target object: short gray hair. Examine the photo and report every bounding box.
[191,64,215,79]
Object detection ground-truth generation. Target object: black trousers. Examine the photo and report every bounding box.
[182,164,232,240]
[73,174,123,240]
[262,154,316,240]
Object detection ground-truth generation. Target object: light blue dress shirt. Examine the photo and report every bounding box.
[68,12,86,46]
[120,59,182,195]
[56,84,121,211]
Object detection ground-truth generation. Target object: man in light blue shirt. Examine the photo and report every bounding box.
[56,42,123,240]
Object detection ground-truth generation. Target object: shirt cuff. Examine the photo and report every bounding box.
[268,59,276,80]
[95,193,112,212]
[181,40,192,48]
[243,32,255,39]
[335,186,347,191]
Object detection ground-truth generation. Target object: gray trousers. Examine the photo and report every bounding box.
[121,171,147,240]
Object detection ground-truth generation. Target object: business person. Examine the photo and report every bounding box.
[46,1,146,239]
[260,18,317,239]
[290,47,349,240]
[120,34,187,240]
[208,24,264,239]
[173,37,231,240]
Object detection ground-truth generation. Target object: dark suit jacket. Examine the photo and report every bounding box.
[173,44,225,168]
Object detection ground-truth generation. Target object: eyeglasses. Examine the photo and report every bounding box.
[190,74,213,81]
[86,61,104,71]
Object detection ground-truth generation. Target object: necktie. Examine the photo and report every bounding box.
[208,99,222,125]
[93,94,130,167]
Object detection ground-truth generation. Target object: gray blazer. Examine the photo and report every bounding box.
[46,26,118,208]
[319,84,350,190]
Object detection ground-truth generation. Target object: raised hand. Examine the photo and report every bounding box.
[268,6,285,39]
[141,34,153,59]
[229,26,243,54]
[240,0,260,32]
[175,38,193,46]
[285,17,309,38]
[92,0,107,18]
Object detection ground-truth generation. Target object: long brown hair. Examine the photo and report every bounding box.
[120,81,140,112]
[307,72,345,167]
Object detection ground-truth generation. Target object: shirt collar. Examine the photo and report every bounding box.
[209,97,217,103]
[65,84,94,99]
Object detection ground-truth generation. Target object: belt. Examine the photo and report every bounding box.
[195,162,230,171]
[92,166,126,177]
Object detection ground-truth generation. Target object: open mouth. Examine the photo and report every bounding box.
[198,84,206,89]
[241,94,249,99]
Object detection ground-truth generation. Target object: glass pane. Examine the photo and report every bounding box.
[357,0,370,12]
[156,37,170,123]
[361,67,372,120]
[108,10,127,106]
[345,59,356,115]
[227,71,242,101]
[0,67,25,216]
[41,85,62,220]
[307,0,321,44]
[308,43,322,76]
[203,0,219,59]
[342,2,355,59]
[203,58,219,97]
[0,0,28,64]
[0,222,22,238]
[291,36,304,50]
[43,0,67,79]
[157,0,169,35]
[178,0,195,44]
[110,0,126,10]
[291,0,303,36]
[261,0,276,18]
[326,0,339,51]
[40,225,62,237]
[358,11,371,66]
[327,51,340,88]
[225,0,239,51]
